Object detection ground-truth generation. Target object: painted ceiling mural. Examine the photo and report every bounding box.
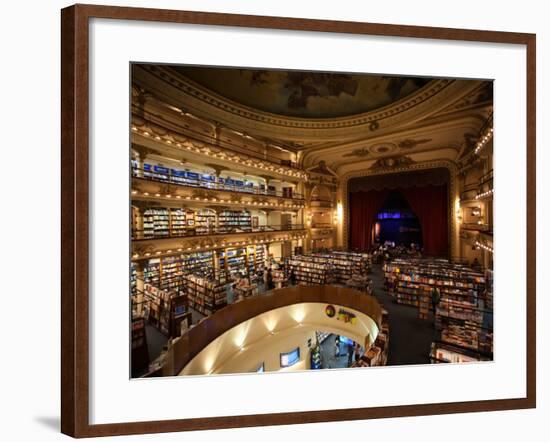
[172,66,432,119]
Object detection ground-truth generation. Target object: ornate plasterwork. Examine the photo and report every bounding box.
[340,160,459,258]
[369,155,416,171]
[397,138,432,149]
[139,65,452,130]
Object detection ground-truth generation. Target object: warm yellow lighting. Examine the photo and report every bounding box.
[336,201,343,224]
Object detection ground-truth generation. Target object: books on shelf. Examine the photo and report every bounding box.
[218,210,251,232]
[142,283,190,337]
[383,258,492,360]
[285,251,370,285]
[196,210,215,235]
[143,208,170,238]
[286,257,336,285]
[170,208,187,236]
[184,274,228,316]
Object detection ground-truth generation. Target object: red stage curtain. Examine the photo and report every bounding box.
[349,189,390,251]
[401,185,448,257]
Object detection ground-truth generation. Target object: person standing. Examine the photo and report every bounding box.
[266,267,274,291]
[354,342,361,363]
[431,286,441,328]
[347,341,354,366]
[289,267,297,286]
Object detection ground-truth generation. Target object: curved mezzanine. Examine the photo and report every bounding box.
[155,285,383,377]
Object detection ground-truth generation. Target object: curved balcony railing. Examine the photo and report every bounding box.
[131,167,305,200]
[132,224,306,241]
[150,285,383,377]
[311,223,334,229]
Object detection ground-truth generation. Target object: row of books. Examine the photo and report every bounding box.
[384,258,493,360]
[290,251,371,283]
[286,258,336,285]
[133,163,299,199]
[184,274,228,316]
[140,208,219,239]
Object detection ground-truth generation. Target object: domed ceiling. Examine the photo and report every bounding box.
[171,66,432,119]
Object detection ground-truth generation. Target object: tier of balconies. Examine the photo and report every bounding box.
[459,169,494,202]
[132,172,306,211]
[131,226,308,260]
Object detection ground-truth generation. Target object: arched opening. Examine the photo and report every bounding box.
[348,169,450,257]
[373,190,422,248]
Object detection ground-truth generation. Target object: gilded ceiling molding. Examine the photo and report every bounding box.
[133,66,484,144]
[302,113,483,168]
[139,64,453,130]
[339,160,458,258]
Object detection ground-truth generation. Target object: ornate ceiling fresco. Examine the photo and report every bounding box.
[172,66,431,119]
[132,64,493,177]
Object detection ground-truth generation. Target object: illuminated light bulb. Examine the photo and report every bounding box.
[143,131,149,136]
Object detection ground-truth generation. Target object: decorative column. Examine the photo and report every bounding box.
[134,260,146,317]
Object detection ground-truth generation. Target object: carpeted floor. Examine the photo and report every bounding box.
[369,262,437,365]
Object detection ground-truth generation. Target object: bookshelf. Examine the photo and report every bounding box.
[310,344,322,369]
[144,259,161,286]
[293,251,371,283]
[218,210,251,232]
[430,341,490,363]
[383,259,485,307]
[216,245,266,280]
[131,317,149,377]
[170,208,187,236]
[142,283,191,337]
[196,210,216,235]
[143,208,170,238]
[184,274,228,316]
[383,258,493,360]
[286,256,336,285]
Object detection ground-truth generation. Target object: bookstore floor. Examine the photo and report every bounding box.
[143,264,436,370]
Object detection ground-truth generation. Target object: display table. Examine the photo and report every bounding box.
[345,275,372,294]
[234,283,258,300]
[272,269,287,289]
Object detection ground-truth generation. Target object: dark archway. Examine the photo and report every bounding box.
[348,169,449,257]
[374,191,422,247]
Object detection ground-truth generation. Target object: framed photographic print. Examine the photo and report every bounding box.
[61,3,536,438]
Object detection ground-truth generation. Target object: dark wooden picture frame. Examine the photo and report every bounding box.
[61,3,536,438]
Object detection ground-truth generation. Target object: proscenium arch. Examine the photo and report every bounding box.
[157,285,383,377]
[339,160,459,259]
